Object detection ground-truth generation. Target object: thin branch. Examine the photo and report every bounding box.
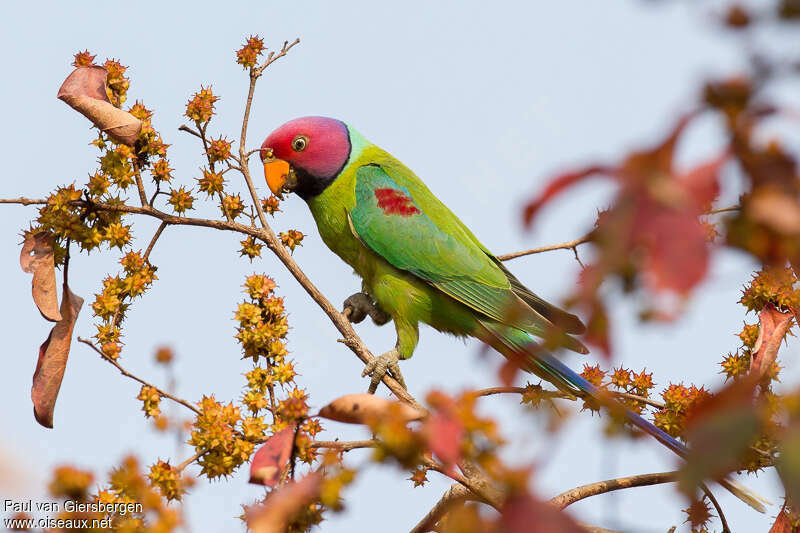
[613,391,665,410]
[77,337,200,415]
[409,484,472,533]
[132,158,149,207]
[495,204,740,262]
[497,234,591,262]
[178,124,202,139]
[701,483,730,533]
[143,221,168,262]
[548,471,678,509]
[708,205,740,215]
[196,120,234,223]
[254,39,301,76]
[0,197,47,205]
[176,450,204,472]
[148,182,162,207]
[469,386,666,410]
[309,440,376,452]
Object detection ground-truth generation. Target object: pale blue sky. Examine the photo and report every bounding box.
[0,1,794,532]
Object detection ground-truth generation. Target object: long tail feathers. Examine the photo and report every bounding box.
[479,321,770,513]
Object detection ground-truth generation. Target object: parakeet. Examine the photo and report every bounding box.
[260,116,767,511]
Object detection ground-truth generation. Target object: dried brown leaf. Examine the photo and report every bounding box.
[747,187,800,236]
[751,304,793,379]
[20,232,61,322]
[249,425,295,487]
[317,393,425,425]
[57,66,141,146]
[32,285,83,428]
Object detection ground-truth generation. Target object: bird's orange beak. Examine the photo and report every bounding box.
[262,152,292,196]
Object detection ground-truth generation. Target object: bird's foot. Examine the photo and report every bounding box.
[342,292,391,325]
[361,348,406,394]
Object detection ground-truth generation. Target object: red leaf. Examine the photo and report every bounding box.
[20,232,61,322]
[680,152,726,209]
[424,410,464,472]
[32,285,83,428]
[249,426,296,487]
[751,304,793,379]
[57,66,142,146]
[769,506,799,533]
[246,473,322,533]
[638,206,710,293]
[500,492,587,533]
[523,166,609,226]
[680,380,760,493]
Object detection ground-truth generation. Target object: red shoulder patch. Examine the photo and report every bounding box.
[374,188,420,216]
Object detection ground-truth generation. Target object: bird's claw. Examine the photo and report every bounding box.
[362,348,406,393]
[342,292,390,325]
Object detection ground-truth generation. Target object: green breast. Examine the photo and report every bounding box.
[306,145,384,282]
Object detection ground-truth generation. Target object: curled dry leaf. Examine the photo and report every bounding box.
[20,232,61,322]
[57,66,141,146]
[32,285,83,428]
[750,304,793,379]
[317,393,425,425]
[249,425,296,487]
[246,473,322,533]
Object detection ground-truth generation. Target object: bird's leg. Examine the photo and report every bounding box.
[342,292,391,325]
[361,348,406,394]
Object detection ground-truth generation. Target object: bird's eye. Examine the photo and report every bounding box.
[291,135,308,152]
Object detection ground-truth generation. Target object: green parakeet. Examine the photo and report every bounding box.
[260,116,766,511]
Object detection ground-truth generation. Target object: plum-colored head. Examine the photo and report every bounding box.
[260,116,351,199]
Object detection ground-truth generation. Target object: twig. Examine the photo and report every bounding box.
[176,450,204,472]
[701,483,730,533]
[409,484,472,533]
[548,471,678,509]
[132,158,149,207]
[708,205,740,215]
[613,391,665,410]
[309,440,376,452]
[254,39,301,76]
[77,337,200,415]
[195,121,234,223]
[143,221,168,262]
[148,182,162,207]
[0,197,47,205]
[469,386,666,410]
[495,204,740,262]
[178,124,202,139]
[497,234,591,262]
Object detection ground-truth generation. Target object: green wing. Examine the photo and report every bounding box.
[349,163,585,348]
